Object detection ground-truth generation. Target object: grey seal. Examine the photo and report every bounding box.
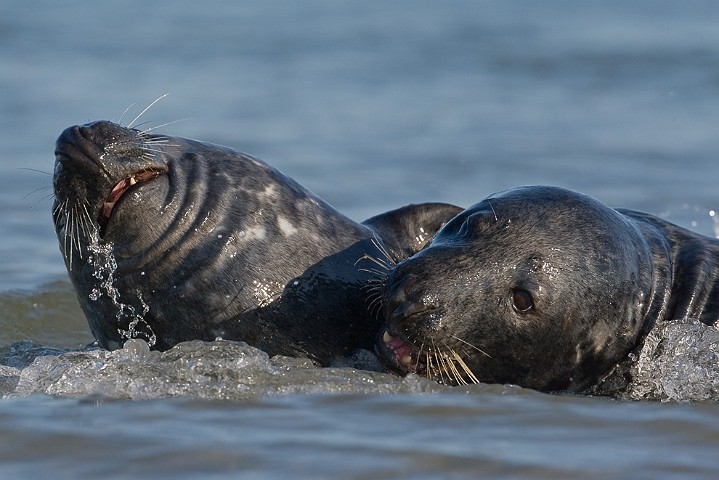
[52,120,461,364]
[375,185,719,392]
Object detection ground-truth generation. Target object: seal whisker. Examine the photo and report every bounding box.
[127,94,169,130]
[26,188,56,209]
[53,198,66,230]
[436,349,454,384]
[370,234,397,268]
[77,203,90,240]
[451,335,491,358]
[65,204,75,266]
[18,167,52,176]
[444,351,468,385]
[361,276,387,318]
[357,267,390,278]
[138,146,168,155]
[72,203,85,260]
[449,348,480,384]
[360,279,385,297]
[140,119,191,135]
[141,141,170,149]
[430,341,448,385]
[57,202,68,260]
[354,253,393,273]
[117,102,137,126]
[437,351,454,383]
[365,292,384,318]
[425,348,434,378]
[487,199,498,222]
[414,340,426,373]
[80,201,97,240]
[24,185,53,200]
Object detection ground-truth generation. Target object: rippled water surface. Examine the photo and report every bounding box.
[2,1,719,478]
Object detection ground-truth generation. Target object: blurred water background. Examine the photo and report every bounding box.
[1,1,719,478]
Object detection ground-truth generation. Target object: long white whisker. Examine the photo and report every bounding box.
[451,335,491,358]
[127,94,169,129]
[57,198,68,218]
[117,102,137,125]
[357,267,390,277]
[66,206,74,268]
[354,253,392,271]
[487,199,498,222]
[370,234,396,267]
[140,118,191,134]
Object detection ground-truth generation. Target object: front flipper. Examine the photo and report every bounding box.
[363,202,463,262]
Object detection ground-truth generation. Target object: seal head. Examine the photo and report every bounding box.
[377,186,675,391]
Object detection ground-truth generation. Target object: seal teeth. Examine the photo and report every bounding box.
[400,355,414,365]
[383,331,394,343]
[129,175,137,186]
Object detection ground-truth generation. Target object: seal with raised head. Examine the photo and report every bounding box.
[375,185,719,392]
[52,120,461,364]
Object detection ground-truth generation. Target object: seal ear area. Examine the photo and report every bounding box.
[432,208,505,245]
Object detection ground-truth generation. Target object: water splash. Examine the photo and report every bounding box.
[86,232,157,346]
[593,318,719,402]
[4,340,444,400]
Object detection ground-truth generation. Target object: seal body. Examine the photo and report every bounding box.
[52,121,459,364]
[376,185,719,391]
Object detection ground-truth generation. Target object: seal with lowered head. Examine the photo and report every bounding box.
[376,185,719,392]
[52,120,461,364]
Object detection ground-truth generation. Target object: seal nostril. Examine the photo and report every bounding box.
[383,274,416,319]
[384,273,438,324]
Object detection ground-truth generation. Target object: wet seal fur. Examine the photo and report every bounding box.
[376,186,719,392]
[52,120,461,364]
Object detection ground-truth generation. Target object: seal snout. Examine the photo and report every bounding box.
[376,272,441,374]
[53,121,170,237]
[383,273,438,325]
[55,121,120,160]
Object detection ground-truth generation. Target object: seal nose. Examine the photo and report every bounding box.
[55,121,133,160]
[384,274,437,324]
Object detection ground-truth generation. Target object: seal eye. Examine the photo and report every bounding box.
[512,288,534,314]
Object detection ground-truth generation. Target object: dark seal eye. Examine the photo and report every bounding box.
[512,288,534,314]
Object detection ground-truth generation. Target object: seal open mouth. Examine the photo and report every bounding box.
[376,326,484,385]
[376,328,426,375]
[98,169,163,233]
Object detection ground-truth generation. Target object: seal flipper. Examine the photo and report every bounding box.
[363,203,463,262]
